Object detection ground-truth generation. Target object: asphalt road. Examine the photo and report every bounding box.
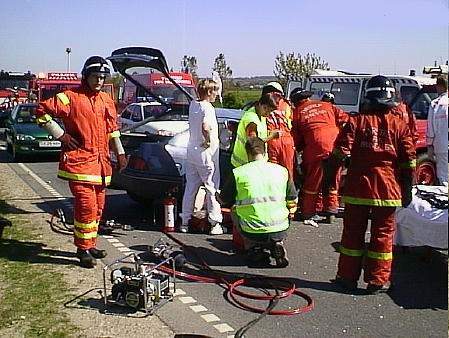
[0,135,447,338]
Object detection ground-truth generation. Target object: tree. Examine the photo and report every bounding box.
[212,53,233,82]
[273,51,329,87]
[107,73,123,102]
[181,55,198,77]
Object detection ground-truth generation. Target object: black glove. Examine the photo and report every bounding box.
[58,133,80,151]
[322,157,338,193]
[343,155,351,168]
[401,177,413,208]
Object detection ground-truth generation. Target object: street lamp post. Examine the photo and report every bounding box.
[66,48,71,72]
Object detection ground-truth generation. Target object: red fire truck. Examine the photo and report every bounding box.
[0,71,35,107]
[29,72,115,102]
[120,71,196,110]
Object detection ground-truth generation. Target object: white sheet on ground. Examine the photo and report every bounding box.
[395,185,448,249]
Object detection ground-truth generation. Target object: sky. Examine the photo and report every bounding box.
[0,0,447,77]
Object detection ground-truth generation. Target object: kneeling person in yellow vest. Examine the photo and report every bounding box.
[220,137,298,268]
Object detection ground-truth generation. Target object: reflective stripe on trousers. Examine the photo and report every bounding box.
[69,181,106,250]
[337,203,396,285]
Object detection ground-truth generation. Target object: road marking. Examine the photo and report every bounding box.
[18,163,60,194]
[112,242,125,248]
[0,145,6,151]
[117,247,131,253]
[173,289,186,296]
[213,323,234,333]
[107,238,120,243]
[189,305,208,313]
[178,296,197,304]
[102,235,114,239]
[201,314,220,323]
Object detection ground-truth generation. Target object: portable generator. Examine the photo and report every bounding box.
[102,252,176,316]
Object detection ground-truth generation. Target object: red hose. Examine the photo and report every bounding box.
[158,232,314,316]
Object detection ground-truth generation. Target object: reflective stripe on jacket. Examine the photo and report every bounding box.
[231,107,268,167]
[36,86,119,185]
[334,107,416,206]
[233,160,289,234]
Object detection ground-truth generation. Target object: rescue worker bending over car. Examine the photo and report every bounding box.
[231,92,281,168]
[220,137,298,268]
[180,79,223,235]
[36,56,127,268]
[324,75,416,294]
[291,88,348,225]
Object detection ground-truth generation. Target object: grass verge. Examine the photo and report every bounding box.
[0,199,79,337]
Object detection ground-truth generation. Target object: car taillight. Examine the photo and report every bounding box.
[127,156,149,171]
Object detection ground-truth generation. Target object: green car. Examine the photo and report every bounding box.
[5,103,61,161]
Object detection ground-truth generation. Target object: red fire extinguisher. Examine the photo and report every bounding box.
[163,194,177,233]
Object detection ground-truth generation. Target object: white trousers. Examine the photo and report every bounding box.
[435,151,448,186]
[181,148,223,225]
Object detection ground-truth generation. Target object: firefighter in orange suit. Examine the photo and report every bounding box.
[325,75,416,294]
[291,88,348,224]
[36,56,127,268]
[263,82,296,180]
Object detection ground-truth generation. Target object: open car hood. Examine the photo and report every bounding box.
[107,47,194,106]
[108,47,195,133]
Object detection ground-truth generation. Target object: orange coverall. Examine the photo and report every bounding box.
[266,99,295,179]
[36,85,119,250]
[292,100,348,217]
[333,107,416,286]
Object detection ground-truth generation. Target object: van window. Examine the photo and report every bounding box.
[331,82,360,105]
[400,86,419,106]
[310,82,332,100]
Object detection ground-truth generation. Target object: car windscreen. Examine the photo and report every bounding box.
[15,106,37,123]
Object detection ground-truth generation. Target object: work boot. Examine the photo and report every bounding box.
[247,247,271,266]
[270,241,289,268]
[179,224,189,233]
[366,283,389,295]
[333,276,357,291]
[209,223,224,235]
[76,249,97,268]
[89,247,107,259]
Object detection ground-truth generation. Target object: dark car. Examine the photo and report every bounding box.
[107,47,242,205]
[4,103,61,161]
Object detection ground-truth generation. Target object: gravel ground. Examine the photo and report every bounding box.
[0,163,174,338]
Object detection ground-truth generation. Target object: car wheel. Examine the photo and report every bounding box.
[126,192,153,206]
[416,153,436,185]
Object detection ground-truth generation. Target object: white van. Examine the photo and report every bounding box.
[286,70,436,113]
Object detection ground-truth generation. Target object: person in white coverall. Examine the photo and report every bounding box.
[427,75,448,186]
[180,79,224,235]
